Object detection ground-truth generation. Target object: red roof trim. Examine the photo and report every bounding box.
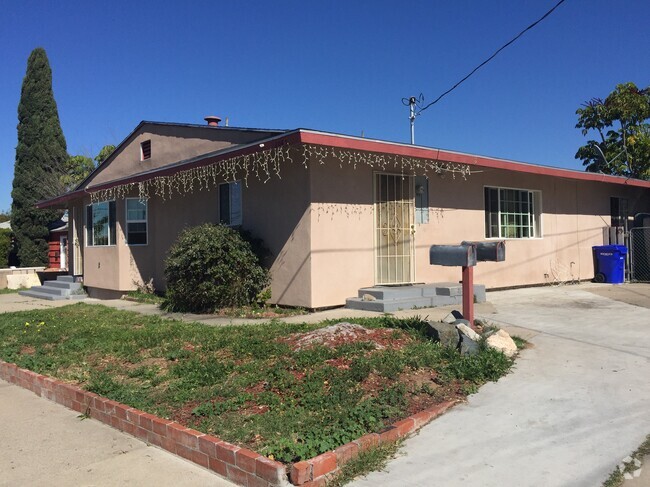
[298,131,650,189]
[37,127,649,209]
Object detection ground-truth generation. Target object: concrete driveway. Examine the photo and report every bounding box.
[353,283,650,487]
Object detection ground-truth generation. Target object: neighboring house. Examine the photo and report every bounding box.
[39,118,650,308]
[48,213,68,270]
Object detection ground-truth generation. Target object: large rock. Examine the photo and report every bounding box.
[425,321,460,348]
[486,329,518,357]
[459,333,480,356]
[456,323,481,356]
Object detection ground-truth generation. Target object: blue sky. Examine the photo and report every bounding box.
[1,0,648,212]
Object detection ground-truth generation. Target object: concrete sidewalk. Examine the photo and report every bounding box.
[0,379,236,487]
[352,284,650,487]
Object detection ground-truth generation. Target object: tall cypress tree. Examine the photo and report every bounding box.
[11,48,68,267]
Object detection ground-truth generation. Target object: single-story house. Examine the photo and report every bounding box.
[39,117,650,308]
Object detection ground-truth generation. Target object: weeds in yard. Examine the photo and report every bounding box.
[328,440,403,486]
[0,305,515,464]
[602,434,650,487]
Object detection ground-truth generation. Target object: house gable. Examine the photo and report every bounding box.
[81,122,283,190]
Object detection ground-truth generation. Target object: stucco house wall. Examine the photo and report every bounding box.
[305,152,650,308]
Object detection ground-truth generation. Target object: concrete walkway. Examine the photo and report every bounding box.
[352,284,650,487]
[0,379,235,487]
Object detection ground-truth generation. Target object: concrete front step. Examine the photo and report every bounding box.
[18,289,68,301]
[34,285,71,297]
[347,282,486,312]
[346,296,435,313]
[18,276,86,301]
[45,280,82,291]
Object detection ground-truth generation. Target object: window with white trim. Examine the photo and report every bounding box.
[86,201,116,246]
[126,198,148,245]
[219,181,242,226]
[485,187,541,239]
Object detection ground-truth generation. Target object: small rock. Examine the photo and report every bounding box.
[442,310,464,324]
[362,294,376,302]
[486,329,518,357]
[634,458,642,468]
[624,473,633,480]
[456,323,481,342]
[633,468,642,478]
[425,321,460,349]
[623,456,633,464]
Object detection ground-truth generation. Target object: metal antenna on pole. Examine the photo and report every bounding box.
[402,94,424,145]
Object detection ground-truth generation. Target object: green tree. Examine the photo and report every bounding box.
[61,155,94,191]
[10,48,68,267]
[575,82,650,180]
[95,144,115,166]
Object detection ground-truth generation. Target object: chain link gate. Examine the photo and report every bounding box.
[629,227,650,282]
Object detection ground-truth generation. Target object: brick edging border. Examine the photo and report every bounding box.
[0,360,455,487]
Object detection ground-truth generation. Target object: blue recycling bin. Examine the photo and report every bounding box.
[592,245,627,284]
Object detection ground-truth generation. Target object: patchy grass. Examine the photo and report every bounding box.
[123,290,306,319]
[0,288,24,295]
[0,305,514,464]
[603,434,650,487]
[215,304,307,319]
[328,440,403,486]
[123,290,165,305]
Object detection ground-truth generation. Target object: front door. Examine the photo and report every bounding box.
[374,173,415,284]
[72,206,83,276]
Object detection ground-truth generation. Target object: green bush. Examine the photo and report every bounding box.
[162,224,270,312]
[0,229,11,268]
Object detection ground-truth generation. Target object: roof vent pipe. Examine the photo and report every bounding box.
[204,116,222,127]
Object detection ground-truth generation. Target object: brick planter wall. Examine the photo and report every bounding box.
[0,360,455,487]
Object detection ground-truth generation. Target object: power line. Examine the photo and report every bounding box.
[415,0,567,117]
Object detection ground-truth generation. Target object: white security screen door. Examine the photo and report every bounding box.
[375,173,415,284]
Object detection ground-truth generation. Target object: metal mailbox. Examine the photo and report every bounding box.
[461,241,506,262]
[429,244,477,267]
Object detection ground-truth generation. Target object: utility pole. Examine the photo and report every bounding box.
[409,96,416,145]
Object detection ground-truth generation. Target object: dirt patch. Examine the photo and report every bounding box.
[19,345,35,355]
[283,322,413,351]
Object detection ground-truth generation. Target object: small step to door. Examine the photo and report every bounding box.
[346,283,485,313]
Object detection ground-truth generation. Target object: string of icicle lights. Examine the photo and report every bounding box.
[90,144,472,203]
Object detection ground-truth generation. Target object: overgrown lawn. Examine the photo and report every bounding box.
[0,304,513,463]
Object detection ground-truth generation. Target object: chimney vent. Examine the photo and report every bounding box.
[204,115,222,127]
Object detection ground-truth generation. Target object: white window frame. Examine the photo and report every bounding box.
[219,181,242,226]
[125,198,148,246]
[85,201,116,247]
[484,186,542,239]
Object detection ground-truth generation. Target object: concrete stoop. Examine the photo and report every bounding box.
[19,275,86,301]
[346,282,486,312]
